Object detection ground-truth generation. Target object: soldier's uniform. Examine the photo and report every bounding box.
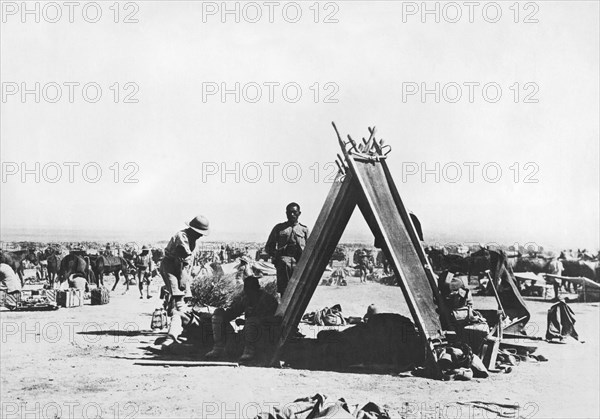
[0,263,21,309]
[136,250,154,299]
[136,252,153,276]
[207,280,279,361]
[160,231,196,298]
[355,249,370,282]
[221,287,279,323]
[0,263,21,293]
[265,222,310,294]
[159,215,209,351]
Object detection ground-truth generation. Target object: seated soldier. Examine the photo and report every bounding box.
[1,263,22,293]
[1,263,22,310]
[206,276,278,362]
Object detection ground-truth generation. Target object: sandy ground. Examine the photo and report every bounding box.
[1,274,598,419]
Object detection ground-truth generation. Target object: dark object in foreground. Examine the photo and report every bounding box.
[284,313,423,371]
[255,393,391,419]
[546,299,579,341]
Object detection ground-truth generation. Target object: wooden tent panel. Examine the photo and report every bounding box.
[350,160,444,341]
[270,124,448,374]
[379,157,451,329]
[272,173,358,363]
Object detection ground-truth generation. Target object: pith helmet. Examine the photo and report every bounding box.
[186,215,210,236]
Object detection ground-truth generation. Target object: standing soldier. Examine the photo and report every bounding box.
[356,248,370,283]
[160,215,209,347]
[219,246,227,263]
[135,245,154,299]
[265,202,310,297]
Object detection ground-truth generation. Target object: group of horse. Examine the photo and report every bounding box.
[0,247,165,290]
[425,246,600,293]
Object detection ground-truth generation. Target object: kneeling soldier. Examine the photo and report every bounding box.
[206,276,278,362]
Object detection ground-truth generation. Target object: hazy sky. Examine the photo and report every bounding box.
[1,1,598,249]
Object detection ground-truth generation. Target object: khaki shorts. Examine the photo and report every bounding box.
[159,257,190,297]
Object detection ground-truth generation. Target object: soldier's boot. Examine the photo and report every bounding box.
[161,308,185,351]
[205,309,226,359]
[239,317,260,362]
[238,343,256,362]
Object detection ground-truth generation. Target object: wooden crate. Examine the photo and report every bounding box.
[0,288,20,308]
[57,289,83,308]
[19,289,58,308]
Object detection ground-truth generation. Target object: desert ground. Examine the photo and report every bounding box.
[1,273,598,419]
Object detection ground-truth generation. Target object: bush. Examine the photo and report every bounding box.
[190,273,279,309]
[190,273,238,308]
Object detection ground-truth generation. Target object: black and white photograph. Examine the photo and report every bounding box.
[1,1,599,418]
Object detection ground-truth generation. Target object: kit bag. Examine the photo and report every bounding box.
[151,308,168,330]
[91,287,110,305]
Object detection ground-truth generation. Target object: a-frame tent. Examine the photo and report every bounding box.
[270,123,452,375]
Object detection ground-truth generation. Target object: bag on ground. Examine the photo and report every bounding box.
[91,287,110,305]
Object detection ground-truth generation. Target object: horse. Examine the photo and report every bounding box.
[560,259,599,287]
[47,253,62,287]
[513,254,565,293]
[467,247,521,283]
[426,247,469,275]
[514,255,561,274]
[35,249,48,280]
[36,247,62,281]
[0,248,39,286]
[58,253,95,287]
[92,255,133,291]
[38,247,62,287]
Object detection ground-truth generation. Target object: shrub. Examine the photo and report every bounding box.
[190,273,238,308]
[190,273,279,309]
